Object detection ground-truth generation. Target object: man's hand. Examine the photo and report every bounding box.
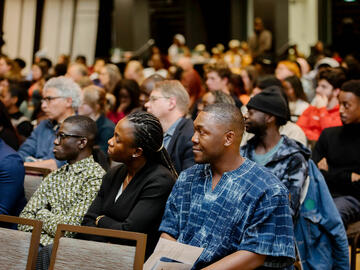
[351,173,360,182]
[311,94,328,109]
[317,157,328,171]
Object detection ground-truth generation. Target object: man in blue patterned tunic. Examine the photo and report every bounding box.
[159,103,295,269]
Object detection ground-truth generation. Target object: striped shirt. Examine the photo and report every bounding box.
[159,158,295,269]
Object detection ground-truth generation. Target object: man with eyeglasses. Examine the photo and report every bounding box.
[144,80,195,174]
[18,76,81,170]
[18,115,105,246]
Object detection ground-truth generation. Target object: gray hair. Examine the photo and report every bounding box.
[43,76,82,108]
[155,80,190,114]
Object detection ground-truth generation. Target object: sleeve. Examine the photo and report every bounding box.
[158,172,186,239]
[97,173,174,235]
[238,186,295,268]
[312,131,352,186]
[0,155,25,215]
[36,175,102,238]
[296,106,322,141]
[17,123,42,161]
[283,153,308,218]
[18,175,51,232]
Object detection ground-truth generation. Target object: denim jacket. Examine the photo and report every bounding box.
[294,160,349,270]
[18,119,66,168]
[241,135,310,219]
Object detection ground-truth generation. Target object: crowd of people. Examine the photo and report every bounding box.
[1,17,360,269]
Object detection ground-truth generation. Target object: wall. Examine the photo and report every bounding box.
[2,0,99,70]
[289,0,318,57]
[2,0,37,71]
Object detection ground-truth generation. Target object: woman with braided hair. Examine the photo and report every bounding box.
[79,110,177,258]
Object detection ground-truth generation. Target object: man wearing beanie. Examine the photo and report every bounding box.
[241,87,310,219]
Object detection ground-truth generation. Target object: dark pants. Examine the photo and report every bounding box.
[334,195,360,228]
[36,244,53,270]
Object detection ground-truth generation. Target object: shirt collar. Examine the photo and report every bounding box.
[63,155,95,174]
[164,117,183,137]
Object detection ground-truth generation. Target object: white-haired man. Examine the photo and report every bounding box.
[18,76,81,170]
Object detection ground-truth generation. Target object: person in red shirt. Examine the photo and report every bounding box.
[297,67,346,141]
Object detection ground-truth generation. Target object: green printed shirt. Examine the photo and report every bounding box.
[18,155,105,245]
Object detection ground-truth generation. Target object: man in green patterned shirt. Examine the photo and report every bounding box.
[18,115,105,246]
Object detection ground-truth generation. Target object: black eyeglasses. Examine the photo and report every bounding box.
[41,96,65,103]
[55,132,86,142]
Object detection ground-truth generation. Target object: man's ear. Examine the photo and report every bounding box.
[266,114,276,124]
[64,97,73,108]
[78,137,88,150]
[168,96,177,111]
[132,147,144,158]
[224,130,235,147]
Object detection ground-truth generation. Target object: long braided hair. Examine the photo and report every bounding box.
[127,111,178,179]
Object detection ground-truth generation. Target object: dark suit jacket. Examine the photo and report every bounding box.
[80,161,175,258]
[167,117,195,174]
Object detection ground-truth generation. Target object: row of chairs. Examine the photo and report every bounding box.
[0,215,146,270]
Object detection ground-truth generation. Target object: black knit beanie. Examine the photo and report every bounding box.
[247,86,289,121]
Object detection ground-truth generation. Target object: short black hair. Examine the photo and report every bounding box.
[341,80,360,98]
[63,115,97,147]
[203,103,244,135]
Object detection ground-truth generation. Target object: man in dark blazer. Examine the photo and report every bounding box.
[145,80,195,174]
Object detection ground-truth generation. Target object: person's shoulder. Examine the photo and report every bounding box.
[176,163,206,183]
[239,159,288,195]
[178,117,194,131]
[97,115,115,129]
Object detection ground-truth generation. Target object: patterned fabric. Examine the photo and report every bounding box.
[241,135,310,219]
[159,159,295,269]
[18,156,105,245]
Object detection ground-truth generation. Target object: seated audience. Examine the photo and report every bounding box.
[98,63,121,94]
[66,63,88,84]
[312,80,360,227]
[0,137,26,218]
[160,103,295,269]
[124,60,145,86]
[242,76,308,147]
[107,79,140,124]
[79,111,176,258]
[197,90,235,113]
[241,87,310,219]
[283,75,310,122]
[18,115,105,245]
[0,100,20,150]
[145,80,195,174]
[18,76,81,170]
[78,85,115,155]
[297,67,346,141]
[0,81,33,142]
[139,74,165,109]
[204,62,243,108]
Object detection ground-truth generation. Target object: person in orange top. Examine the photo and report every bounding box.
[297,67,346,141]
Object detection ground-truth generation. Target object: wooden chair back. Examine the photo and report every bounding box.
[49,224,147,270]
[0,215,42,270]
[24,165,51,201]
